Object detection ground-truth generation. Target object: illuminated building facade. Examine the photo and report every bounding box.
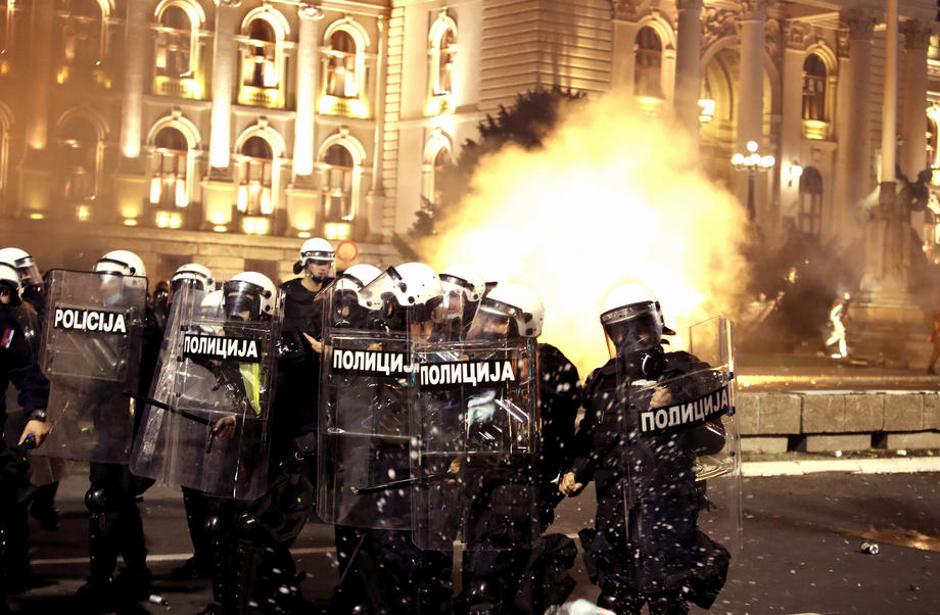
[0,0,937,281]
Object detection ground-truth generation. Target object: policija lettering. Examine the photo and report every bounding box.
[331,348,516,386]
[639,385,733,434]
[183,333,261,363]
[53,307,128,334]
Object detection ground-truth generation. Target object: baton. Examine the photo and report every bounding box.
[122,391,212,427]
[352,472,456,496]
[124,391,226,454]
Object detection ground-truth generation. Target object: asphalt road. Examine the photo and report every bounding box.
[8,466,940,614]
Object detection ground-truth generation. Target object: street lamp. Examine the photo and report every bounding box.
[731,140,775,221]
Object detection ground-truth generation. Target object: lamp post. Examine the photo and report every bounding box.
[731,140,775,221]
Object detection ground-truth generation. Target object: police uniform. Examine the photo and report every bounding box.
[0,307,49,610]
[570,352,729,615]
[461,343,581,615]
[79,305,161,603]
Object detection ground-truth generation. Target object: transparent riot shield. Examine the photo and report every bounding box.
[317,329,414,529]
[131,283,279,500]
[39,269,146,464]
[619,317,739,608]
[410,337,540,551]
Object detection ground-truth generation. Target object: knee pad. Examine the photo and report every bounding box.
[84,487,108,512]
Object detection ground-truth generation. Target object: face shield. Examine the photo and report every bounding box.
[330,276,371,329]
[361,269,408,332]
[438,275,481,334]
[223,280,265,321]
[11,256,42,290]
[171,276,209,294]
[601,302,666,379]
[466,297,524,341]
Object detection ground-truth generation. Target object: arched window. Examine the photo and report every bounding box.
[429,18,457,97]
[150,126,189,208]
[244,19,277,88]
[798,166,823,236]
[802,54,827,122]
[237,10,288,108]
[154,4,196,80]
[326,30,359,98]
[322,144,355,221]
[62,0,107,74]
[422,134,452,204]
[634,26,662,98]
[58,115,101,203]
[237,136,275,216]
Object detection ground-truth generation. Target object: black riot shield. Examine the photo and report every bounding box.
[39,269,146,464]
[410,337,540,551]
[130,283,279,500]
[618,317,740,607]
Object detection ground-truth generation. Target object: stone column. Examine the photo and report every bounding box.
[879,0,899,188]
[900,20,930,179]
[736,0,766,152]
[119,0,147,159]
[292,4,323,178]
[779,20,809,223]
[209,0,240,170]
[26,0,54,151]
[365,15,388,238]
[833,10,875,238]
[673,0,702,141]
[610,0,641,96]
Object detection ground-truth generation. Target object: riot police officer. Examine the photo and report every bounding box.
[274,237,335,509]
[460,283,580,615]
[0,263,50,613]
[0,247,61,537]
[203,272,304,614]
[325,262,452,614]
[560,284,730,615]
[75,250,161,607]
[162,264,220,581]
[0,248,45,317]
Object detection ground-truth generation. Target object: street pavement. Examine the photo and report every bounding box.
[8,463,940,614]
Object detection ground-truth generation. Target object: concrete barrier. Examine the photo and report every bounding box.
[737,390,940,452]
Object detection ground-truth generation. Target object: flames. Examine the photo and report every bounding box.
[420,94,752,377]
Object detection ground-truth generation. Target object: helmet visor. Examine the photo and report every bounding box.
[171,276,208,293]
[466,297,522,340]
[13,257,41,289]
[222,280,264,320]
[601,302,664,359]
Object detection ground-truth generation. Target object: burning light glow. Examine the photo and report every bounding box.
[420,94,751,375]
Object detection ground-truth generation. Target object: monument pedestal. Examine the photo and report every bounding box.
[848,295,928,369]
[848,182,930,368]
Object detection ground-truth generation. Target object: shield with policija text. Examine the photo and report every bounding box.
[317,329,415,529]
[130,282,281,500]
[39,269,147,464]
[409,336,540,551]
[617,316,740,608]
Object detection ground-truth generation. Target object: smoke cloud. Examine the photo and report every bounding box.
[420,94,752,377]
